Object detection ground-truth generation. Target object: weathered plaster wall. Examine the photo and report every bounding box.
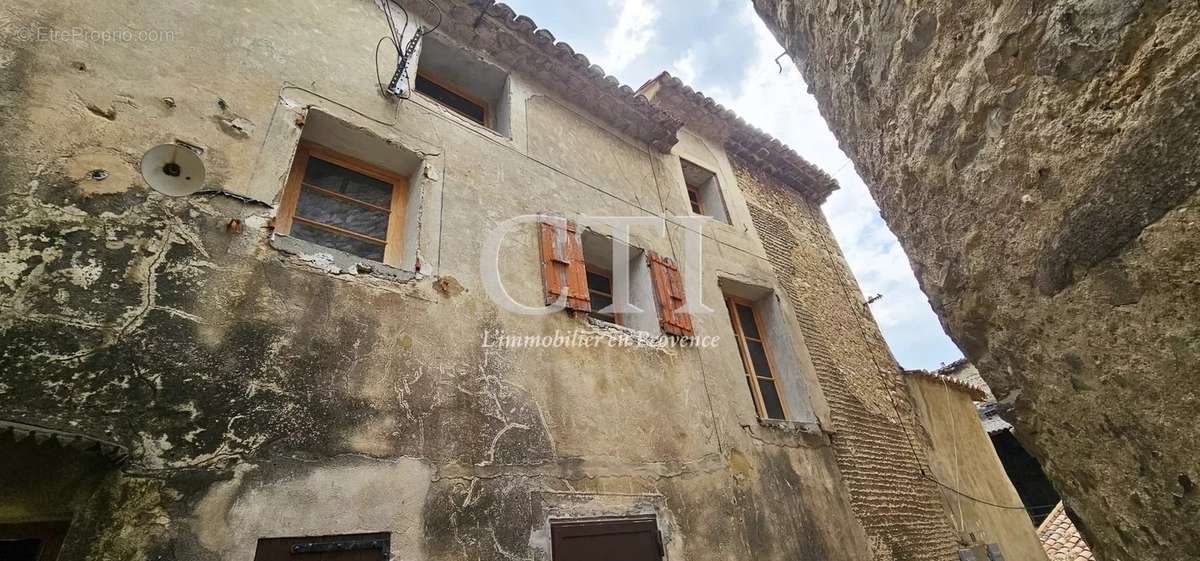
[752,1,1200,560]
[0,1,877,560]
[905,375,1049,561]
[736,160,961,561]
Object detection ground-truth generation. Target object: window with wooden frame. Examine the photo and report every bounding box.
[413,35,510,134]
[685,184,704,215]
[585,265,620,325]
[679,159,729,223]
[275,142,409,266]
[725,296,788,420]
[415,71,490,128]
[538,220,684,336]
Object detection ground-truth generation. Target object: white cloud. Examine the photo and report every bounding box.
[703,6,962,369]
[598,0,659,75]
[670,48,699,85]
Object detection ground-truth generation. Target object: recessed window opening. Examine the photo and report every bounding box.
[274,111,425,270]
[580,231,659,335]
[415,73,488,127]
[686,184,704,214]
[586,265,618,325]
[680,159,728,223]
[415,35,511,135]
[726,295,788,420]
[276,142,409,266]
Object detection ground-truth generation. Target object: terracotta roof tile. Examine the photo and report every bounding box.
[1037,503,1094,561]
[637,71,840,202]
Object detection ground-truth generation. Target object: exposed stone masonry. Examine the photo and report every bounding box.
[752,1,1200,560]
[736,161,959,561]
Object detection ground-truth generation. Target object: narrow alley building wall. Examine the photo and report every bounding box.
[905,373,1050,561]
[0,1,879,560]
[734,160,961,561]
[751,2,1200,559]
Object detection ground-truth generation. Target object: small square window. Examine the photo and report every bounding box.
[680,159,729,223]
[276,142,409,267]
[415,35,510,134]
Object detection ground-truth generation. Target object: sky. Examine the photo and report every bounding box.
[501,0,963,370]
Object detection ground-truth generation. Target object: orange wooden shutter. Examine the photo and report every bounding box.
[648,251,694,337]
[538,219,591,312]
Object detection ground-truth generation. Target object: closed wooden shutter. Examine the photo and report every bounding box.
[538,219,591,312]
[648,251,694,337]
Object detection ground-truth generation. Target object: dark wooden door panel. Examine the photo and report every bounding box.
[551,518,662,561]
[253,533,389,561]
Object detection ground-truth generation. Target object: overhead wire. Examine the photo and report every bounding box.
[363,2,1033,515]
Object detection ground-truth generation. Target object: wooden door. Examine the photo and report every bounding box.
[551,517,663,561]
[253,533,389,561]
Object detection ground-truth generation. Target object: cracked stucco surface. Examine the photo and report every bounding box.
[753,1,1200,560]
[1,1,898,560]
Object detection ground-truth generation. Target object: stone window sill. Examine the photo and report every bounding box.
[271,234,418,283]
[742,418,831,448]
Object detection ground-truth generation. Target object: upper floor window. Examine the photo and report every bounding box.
[275,142,409,266]
[680,159,729,223]
[538,219,694,337]
[415,35,511,135]
[415,73,489,128]
[725,295,787,420]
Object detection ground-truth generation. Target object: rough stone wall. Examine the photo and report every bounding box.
[735,161,960,561]
[0,1,877,560]
[752,1,1200,560]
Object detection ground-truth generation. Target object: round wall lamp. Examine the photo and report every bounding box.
[140,143,206,196]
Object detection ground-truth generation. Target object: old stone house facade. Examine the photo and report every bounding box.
[2,1,1035,560]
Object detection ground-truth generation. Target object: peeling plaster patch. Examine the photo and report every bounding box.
[196,459,433,560]
[66,258,103,289]
[66,148,137,195]
[215,115,255,139]
[270,233,417,283]
[435,276,465,297]
[0,252,35,290]
[136,432,175,470]
[85,103,117,120]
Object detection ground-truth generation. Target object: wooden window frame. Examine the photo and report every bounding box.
[275,141,410,267]
[685,183,704,215]
[725,296,789,420]
[585,264,622,326]
[414,69,492,128]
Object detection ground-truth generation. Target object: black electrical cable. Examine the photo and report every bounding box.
[421,0,443,34]
[381,0,402,53]
[375,36,395,97]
